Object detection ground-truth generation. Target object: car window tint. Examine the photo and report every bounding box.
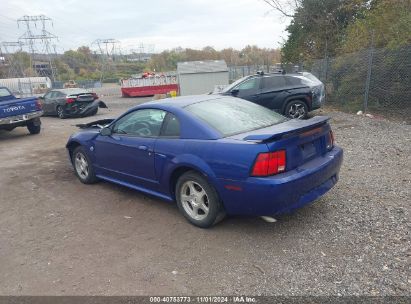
[186,98,287,137]
[285,76,306,86]
[262,76,286,89]
[161,113,180,137]
[112,109,166,137]
[236,78,259,90]
[49,91,58,98]
[0,88,11,97]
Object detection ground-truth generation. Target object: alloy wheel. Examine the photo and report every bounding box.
[288,103,306,119]
[74,152,89,180]
[180,181,210,221]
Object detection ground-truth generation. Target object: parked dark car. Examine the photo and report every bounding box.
[218,72,325,119]
[40,88,107,119]
[66,95,342,228]
[0,86,43,134]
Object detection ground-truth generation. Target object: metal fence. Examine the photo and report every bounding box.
[228,65,281,82]
[52,80,102,89]
[306,44,411,120]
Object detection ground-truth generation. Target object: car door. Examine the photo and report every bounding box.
[259,75,288,111]
[42,91,55,114]
[93,108,167,190]
[231,77,261,103]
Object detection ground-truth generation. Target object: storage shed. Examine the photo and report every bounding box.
[177,60,229,95]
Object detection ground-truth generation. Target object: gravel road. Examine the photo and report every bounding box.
[0,97,409,296]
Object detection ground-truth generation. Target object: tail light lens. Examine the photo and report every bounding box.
[251,150,286,177]
[66,97,76,104]
[92,93,98,100]
[326,130,334,151]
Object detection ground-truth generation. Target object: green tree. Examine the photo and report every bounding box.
[339,0,411,53]
[265,0,369,62]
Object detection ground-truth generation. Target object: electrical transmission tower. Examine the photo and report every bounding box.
[17,15,59,81]
[92,39,120,82]
[0,41,26,77]
[130,43,155,62]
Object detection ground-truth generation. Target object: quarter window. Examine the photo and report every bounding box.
[161,113,180,137]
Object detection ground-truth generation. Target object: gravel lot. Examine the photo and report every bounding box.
[0,96,409,296]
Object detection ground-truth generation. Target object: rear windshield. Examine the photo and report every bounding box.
[186,98,287,137]
[0,88,12,98]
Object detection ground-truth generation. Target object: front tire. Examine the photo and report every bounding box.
[72,146,98,184]
[176,171,225,228]
[27,120,41,134]
[284,100,308,119]
[56,106,66,119]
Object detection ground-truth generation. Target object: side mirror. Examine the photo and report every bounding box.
[100,127,112,136]
[38,96,45,100]
[231,89,239,96]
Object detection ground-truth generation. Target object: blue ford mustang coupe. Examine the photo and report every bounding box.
[66,95,343,228]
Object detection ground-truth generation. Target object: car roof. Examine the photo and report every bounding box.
[143,94,226,109]
[53,88,91,94]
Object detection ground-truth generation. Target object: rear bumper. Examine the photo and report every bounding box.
[0,110,43,126]
[63,100,99,117]
[218,146,343,216]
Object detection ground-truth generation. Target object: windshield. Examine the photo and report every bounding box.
[221,76,249,93]
[186,97,288,137]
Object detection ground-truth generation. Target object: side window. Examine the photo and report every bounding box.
[262,76,286,89]
[112,109,166,137]
[285,76,310,86]
[236,78,260,91]
[44,92,53,99]
[161,113,180,137]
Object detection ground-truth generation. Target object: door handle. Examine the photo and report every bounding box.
[138,145,148,151]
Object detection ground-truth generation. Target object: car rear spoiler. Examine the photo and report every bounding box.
[75,118,115,129]
[243,116,330,143]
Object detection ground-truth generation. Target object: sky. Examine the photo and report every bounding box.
[0,0,291,54]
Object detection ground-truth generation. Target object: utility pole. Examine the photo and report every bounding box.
[364,30,375,113]
[17,15,59,81]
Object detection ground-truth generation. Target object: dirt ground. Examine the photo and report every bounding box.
[0,96,409,296]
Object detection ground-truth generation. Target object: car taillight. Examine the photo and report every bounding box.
[36,99,42,110]
[251,150,286,177]
[92,93,98,100]
[66,97,76,104]
[326,130,334,151]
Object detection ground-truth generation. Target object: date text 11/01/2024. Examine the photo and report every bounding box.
[149,296,256,303]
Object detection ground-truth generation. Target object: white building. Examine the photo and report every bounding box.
[177,60,229,96]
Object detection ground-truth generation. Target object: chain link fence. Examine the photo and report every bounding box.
[307,44,411,121]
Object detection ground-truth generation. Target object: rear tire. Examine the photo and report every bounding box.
[176,171,225,228]
[72,146,98,184]
[284,100,308,119]
[27,120,41,134]
[56,106,66,119]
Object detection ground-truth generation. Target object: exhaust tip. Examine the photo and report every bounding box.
[261,216,277,223]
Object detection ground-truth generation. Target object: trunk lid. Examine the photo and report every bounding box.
[230,116,332,171]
